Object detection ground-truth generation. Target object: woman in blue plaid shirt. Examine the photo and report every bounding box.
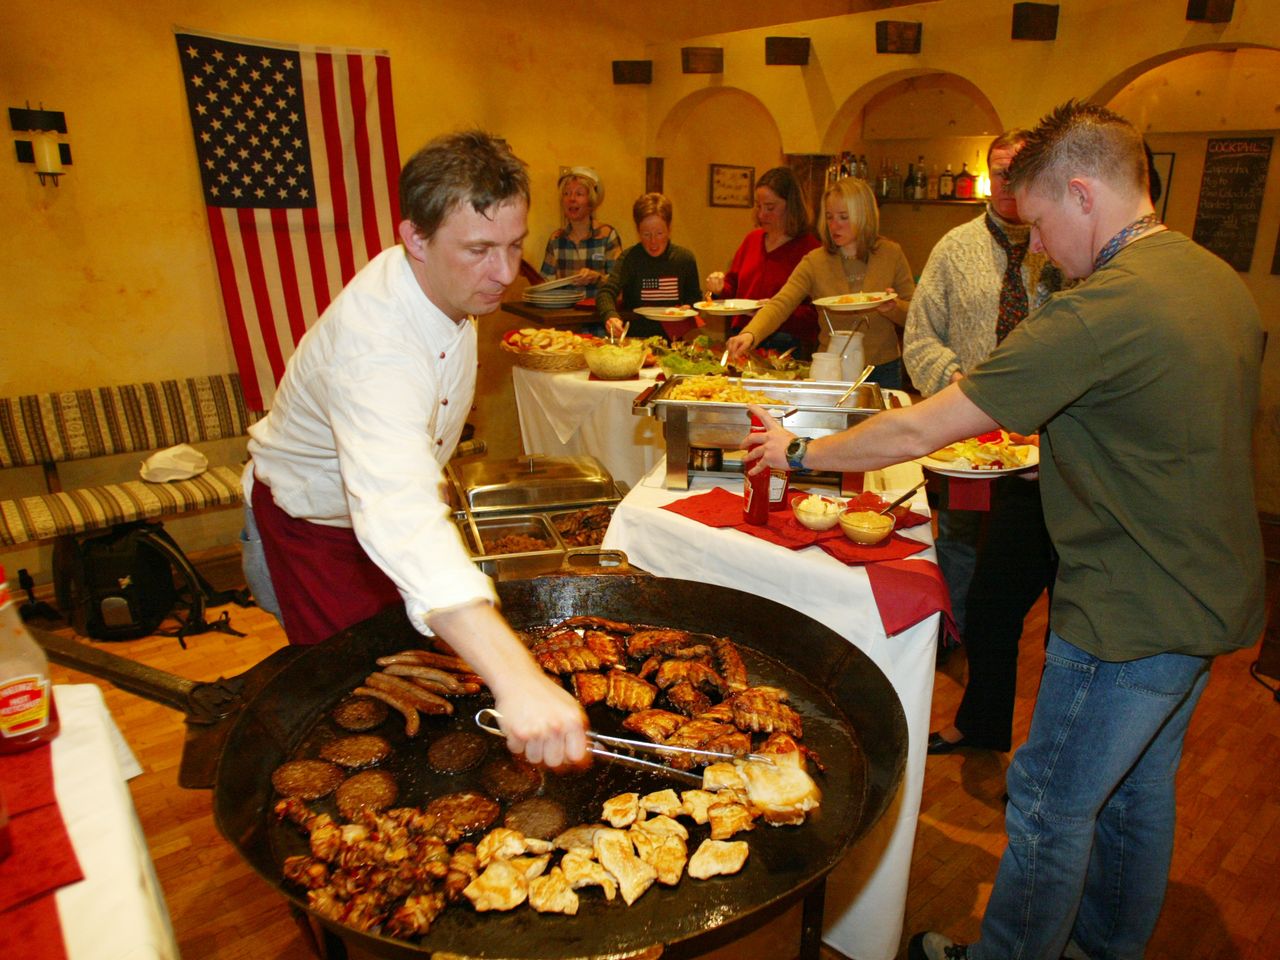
[539,166,622,299]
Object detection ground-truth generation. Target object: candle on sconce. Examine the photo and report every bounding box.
[33,132,63,176]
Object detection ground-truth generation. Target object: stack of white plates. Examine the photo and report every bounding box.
[522,285,587,307]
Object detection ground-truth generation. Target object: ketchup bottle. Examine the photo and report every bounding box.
[744,416,789,525]
[0,564,60,754]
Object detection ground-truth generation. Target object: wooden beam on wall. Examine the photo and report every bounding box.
[646,157,664,194]
[875,21,923,55]
[612,61,652,85]
[1185,0,1235,22]
[681,47,724,74]
[1012,3,1059,40]
[765,37,810,66]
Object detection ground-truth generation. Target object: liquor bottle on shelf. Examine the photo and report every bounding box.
[858,154,869,180]
[955,161,976,200]
[876,158,891,199]
[0,565,60,754]
[912,155,927,200]
[927,164,940,200]
[904,162,916,201]
[889,161,903,199]
[939,163,955,199]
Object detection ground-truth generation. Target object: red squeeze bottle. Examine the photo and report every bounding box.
[0,565,60,754]
[744,416,790,524]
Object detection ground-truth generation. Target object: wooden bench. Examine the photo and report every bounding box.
[0,375,260,547]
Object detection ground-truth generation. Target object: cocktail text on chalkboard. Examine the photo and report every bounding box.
[1192,136,1272,272]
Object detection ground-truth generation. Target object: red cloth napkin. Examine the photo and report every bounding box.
[0,894,68,960]
[818,533,928,565]
[1,743,57,815]
[0,801,84,913]
[940,475,992,511]
[661,487,746,528]
[865,559,960,641]
[843,491,931,530]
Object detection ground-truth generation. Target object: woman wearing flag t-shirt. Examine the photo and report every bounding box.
[597,193,701,342]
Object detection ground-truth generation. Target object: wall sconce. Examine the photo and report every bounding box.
[976,173,992,198]
[10,102,71,187]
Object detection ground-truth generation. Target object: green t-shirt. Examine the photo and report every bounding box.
[960,231,1264,661]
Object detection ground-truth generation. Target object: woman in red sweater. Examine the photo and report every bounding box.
[705,166,822,356]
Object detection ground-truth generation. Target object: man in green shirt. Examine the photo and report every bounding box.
[747,101,1264,960]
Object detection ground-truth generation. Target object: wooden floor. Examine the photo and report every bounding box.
[36,558,1280,960]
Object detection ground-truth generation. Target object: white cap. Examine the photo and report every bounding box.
[559,166,603,206]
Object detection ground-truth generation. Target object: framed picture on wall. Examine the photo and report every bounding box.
[1150,152,1175,222]
[709,164,754,207]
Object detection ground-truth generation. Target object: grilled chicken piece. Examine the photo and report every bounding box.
[680,789,717,824]
[704,728,752,758]
[708,800,756,839]
[602,792,640,828]
[665,681,712,717]
[506,853,552,881]
[528,866,580,915]
[530,629,584,654]
[560,850,618,900]
[605,669,657,712]
[729,687,803,738]
[476,827,553,866]
[655,659,726,694]
[594,828,658,905]
[582,630,624,667]
[757,731,826,772]
[626,628,696,658]
[443,843,480,901]
[283,855,330,890]
[463,860,528,911]
[688,839,750,879]
[622,708,686,742]
[736,757,822,826]
[570,671,608,707]
[637,654,664,680]
[712,637,749,692]
[663,719,735,769]
[633,813,689,840]
[553,615,636,634]
[554,823,605,853]
[385,891,446,936]
[535,644,603,674]
[702,762,748,793]
[696,701,735,724]
[639,789,683,818]
[648,835,688,886]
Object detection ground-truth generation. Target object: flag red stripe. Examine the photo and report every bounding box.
[346,54,381,261]
[315,52,357,285]
[270,208,309,345]
[206,208,264,410]
[301,205,332,316]
[236,208,288,386]
[375,54,401,227]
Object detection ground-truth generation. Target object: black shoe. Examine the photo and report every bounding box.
[908,931,970,960]
[926,731,970,755]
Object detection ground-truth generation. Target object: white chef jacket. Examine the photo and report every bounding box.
[246,245,497,633]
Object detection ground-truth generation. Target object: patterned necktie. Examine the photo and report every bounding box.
[985,213,1029,344]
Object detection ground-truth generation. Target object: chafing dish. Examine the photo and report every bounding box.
[634,376,889,489]
[447,454,621,516]
[457,513,566,580]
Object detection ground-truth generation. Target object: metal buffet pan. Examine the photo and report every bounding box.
[447,454,622,518]
[35,572,907,960]
[633,376,889,489]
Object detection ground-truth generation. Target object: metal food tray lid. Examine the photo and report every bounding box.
[644,375,885,415]
[448,454,621,515]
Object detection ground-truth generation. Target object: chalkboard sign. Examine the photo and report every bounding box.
[1192,136,1272,272]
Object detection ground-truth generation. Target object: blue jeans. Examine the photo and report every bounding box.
[935,507,981,639]
[240,498,284,622]
[971,632,1210,960]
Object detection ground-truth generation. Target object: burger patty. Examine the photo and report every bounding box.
[479,756,545,801]
[502,797,568,840]
[271,759,345,800]
[427,731,489,774]
[335,769,398,820]
[425,791,501,843]
[331,696,390,732]
[319,734,392,769]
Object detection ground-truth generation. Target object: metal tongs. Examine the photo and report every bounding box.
[474,708,773,786]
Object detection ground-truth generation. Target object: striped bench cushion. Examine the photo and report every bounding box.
[0,375,257,468]
[0,465,244,547]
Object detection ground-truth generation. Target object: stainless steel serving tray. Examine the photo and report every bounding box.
[457,513,567,580]
[634,376,889,488]
[447,454,622,517]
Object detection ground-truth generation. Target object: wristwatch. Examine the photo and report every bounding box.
[785,436,811,470]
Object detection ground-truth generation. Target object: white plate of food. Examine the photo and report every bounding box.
[693,299,762,316]
[813,292,895,312]
[917,431,1040,477]
[635,306,698,320]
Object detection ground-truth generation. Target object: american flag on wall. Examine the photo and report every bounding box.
[175,30,401,411]
[640,276,680,302]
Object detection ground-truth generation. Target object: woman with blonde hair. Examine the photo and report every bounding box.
[538,166,622,299]
[727,176,914,388]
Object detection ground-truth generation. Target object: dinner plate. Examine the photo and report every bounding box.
[693,299,761,316]
[813,292,895,312]
[917,445,1040,478]
[525,276,583,293]
[635,306,698,319]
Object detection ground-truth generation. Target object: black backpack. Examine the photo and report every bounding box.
[53,521,248,646]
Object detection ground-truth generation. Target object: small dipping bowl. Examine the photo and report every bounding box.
[791,493,845,531]
[838,509,895,545]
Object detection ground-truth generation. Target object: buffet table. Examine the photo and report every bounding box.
[0,684,179,960]
[602,458,941,960]
[512,365,666,489]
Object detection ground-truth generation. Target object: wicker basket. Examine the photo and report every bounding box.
[501,341,587,371]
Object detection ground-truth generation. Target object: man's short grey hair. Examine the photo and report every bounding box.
[399,130,531,240]
[1007,101,1148,199]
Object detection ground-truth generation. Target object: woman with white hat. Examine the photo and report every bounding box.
[538,166,622,299]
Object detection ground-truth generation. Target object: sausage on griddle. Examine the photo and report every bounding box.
[352,685,421,737]
[319,734,392,769]
[427,732,489,773]
[331,696,389,732]
[335,769,398,820]
[271,759,345,800]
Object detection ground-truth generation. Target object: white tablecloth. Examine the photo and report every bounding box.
[50,684,180,960]
[602,460,939,960]
[512,365,666,489]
